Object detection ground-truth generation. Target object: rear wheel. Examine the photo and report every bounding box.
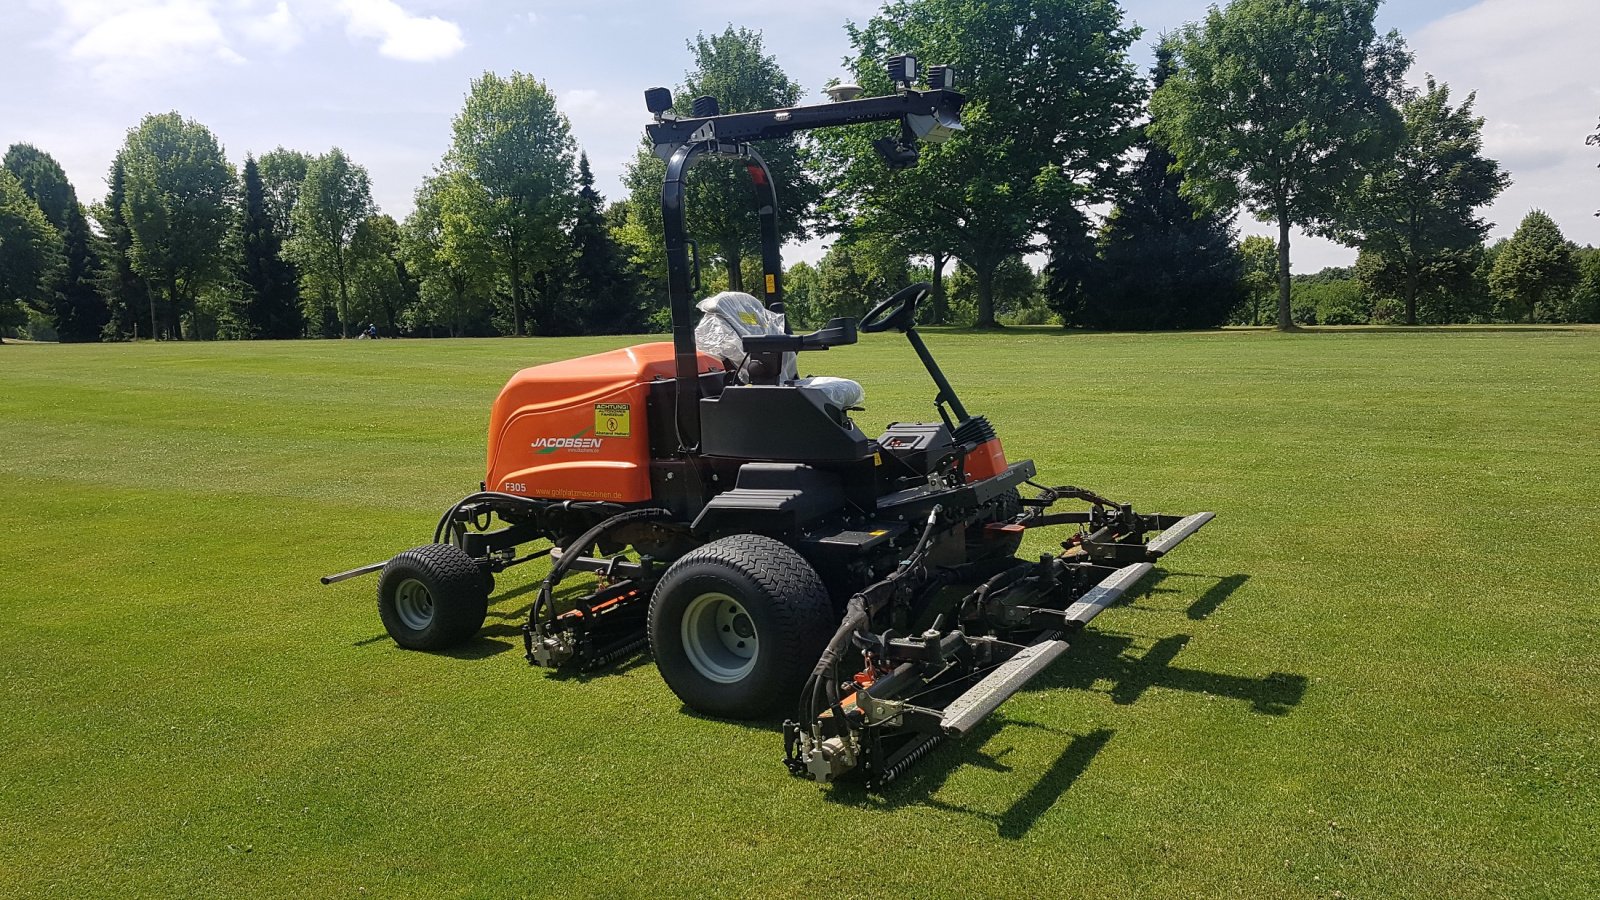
[649,535,834,719]
[377,543,489,650]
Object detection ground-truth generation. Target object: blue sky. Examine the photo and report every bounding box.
[2,0,1596,271]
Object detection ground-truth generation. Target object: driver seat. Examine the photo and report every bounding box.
[694,292,865,409]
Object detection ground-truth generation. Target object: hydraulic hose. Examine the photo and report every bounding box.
[798,504,945,722]
[530,507,673,631]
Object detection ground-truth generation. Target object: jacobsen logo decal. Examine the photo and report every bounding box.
[533,427,602,454]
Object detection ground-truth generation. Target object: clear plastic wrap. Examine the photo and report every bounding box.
[693,291,866,407]
[694,291,796,381]
[796,376,866,409]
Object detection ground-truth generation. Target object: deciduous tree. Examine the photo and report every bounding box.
[1151,0,1410,329]
[622,27,817,296]
[119,112,236,340]
[257,147,312,238]
[1489,210,1578,323]
[1337,78,1508,325]
[402,174,493,337]
[287,148,374,338]
[1237,235,1279,326]
[443,72,577,336]
[833,0,1145,328]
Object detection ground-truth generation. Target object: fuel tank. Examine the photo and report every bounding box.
[485,342,722,502]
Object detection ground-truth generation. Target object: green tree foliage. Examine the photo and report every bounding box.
[238,156,303,338]
[4,144,109,341]
[1151,0,1410,330]
[92,156,150,340]
[1338,78,1508,325]
[622,27,816,296]
[810,237,913,325]
[0,170,63,342]
[831,0,1144,328]
[1489,210,1579,322]
[401,174,494,337]
[119,112,237,340]
[1235,235,1279,326]
[1562,247,1600,323]
[948,257,1040,326]
[349,213,416,334]
[569,154,645,334]
[1061,49,1243,330]
[442,71,577,336]
[781,260,821,330]
[1290,266,1370,325]
[287,148,374,338]
[257,148,312,238]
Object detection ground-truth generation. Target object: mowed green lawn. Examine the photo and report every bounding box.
[2,327,1598,898]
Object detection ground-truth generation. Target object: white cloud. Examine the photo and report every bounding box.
[1411,0,1599,245]
[37,0,463,82]
[338,0,464,62]
[558,88,603,116]
[239,1,302,53]
[61,0,241,83]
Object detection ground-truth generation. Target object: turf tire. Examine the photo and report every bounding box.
[377,543,489,651]
[648,534,835,719]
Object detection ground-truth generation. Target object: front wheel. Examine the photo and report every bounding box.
[648,535,835,719]
[377,543,489,650]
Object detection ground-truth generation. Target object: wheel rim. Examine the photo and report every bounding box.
[680,591,758,684]
[394,578,435,631]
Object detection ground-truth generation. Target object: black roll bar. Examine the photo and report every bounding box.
[647,82,966,452]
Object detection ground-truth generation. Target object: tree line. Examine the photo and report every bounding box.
[3,0,1598,343]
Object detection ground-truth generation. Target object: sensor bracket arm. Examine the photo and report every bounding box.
[646,88,965,160]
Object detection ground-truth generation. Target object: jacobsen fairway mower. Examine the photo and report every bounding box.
[324,57,1213,787]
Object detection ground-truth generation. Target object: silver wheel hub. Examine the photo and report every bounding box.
[681,591,759,683]
[394,577,435,631]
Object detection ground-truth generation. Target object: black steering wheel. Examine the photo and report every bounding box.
[860,282,932,334]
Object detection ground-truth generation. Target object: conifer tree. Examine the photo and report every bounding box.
[239,156,304,338]
[1071,50,1244,329]
[3,144,109,341]
[571,154,643,334]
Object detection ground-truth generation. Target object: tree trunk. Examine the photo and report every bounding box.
[724,244,743,294]
[335,253,351,339]
[1276,217,1293,331]
[931,251,948,325]
[509,252,525,337]
[167,274,182,340]
[974,262,998,329]
[1404,270,1418,326]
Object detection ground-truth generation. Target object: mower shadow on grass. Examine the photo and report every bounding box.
[822,717,1117,839]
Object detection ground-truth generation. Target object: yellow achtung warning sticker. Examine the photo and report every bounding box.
[765,273,777,294]
[737,311,761,326]
[595,403,631,437]
[873,451,883,466]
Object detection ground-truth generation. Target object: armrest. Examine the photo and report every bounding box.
[742,317,859,354]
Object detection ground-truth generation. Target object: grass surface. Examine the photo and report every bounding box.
[2,327,1598,898]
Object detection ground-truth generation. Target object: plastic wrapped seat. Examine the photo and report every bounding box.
[694,292,865,409]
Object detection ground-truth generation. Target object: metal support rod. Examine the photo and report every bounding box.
[319,560,388,585]
[904,327,969,422]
